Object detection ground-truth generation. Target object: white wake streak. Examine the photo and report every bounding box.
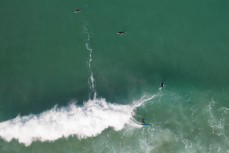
[0,95,156,146]
[83,25,96,99]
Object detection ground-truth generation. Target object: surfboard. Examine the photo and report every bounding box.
[142,123,151,127]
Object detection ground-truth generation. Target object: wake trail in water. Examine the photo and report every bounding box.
[83,25,96,99]
[0,95,157,146]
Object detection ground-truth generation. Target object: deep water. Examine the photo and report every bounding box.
[0,0,229,152]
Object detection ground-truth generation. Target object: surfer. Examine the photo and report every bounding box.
[160,82,164,88]
[141,118,151,127]
[141,118,145,125]
[74,8,81,13]
[117,31,125,36]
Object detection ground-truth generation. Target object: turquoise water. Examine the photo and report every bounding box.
[0,0,229,152]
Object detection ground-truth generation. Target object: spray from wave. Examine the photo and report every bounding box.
[0,95,156,146]
[83,24,96,99]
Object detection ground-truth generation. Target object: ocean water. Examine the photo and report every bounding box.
[0,0,229,152]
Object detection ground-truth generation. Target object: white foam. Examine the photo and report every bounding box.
[0,95,156,146]
[83,25,96,99]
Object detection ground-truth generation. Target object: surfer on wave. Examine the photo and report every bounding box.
[141,118,145,125]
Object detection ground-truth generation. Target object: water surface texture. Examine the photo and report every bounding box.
[0,0,229,152]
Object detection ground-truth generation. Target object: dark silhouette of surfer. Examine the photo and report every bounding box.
[74,8,81,13]
[160,82,164,88]
[141,118,145,125]
[117,31,125,36]
[140,118,151,127]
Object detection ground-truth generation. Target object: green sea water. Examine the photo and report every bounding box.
[0,0,229,152]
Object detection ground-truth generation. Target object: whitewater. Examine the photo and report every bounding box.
[0,95,156,146]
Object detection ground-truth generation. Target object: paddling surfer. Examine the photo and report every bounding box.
[74,8,81,13]
[160,82,164,88]
[117,31,125,36]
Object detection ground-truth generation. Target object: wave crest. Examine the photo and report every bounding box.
[0,95,156,146]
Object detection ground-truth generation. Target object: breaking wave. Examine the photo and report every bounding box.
[0,95,156,146]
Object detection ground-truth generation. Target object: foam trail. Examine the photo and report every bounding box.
[83,25,96,99]
[0,95,157,146]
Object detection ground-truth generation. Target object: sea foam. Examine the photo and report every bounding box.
[0,95,155,146]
